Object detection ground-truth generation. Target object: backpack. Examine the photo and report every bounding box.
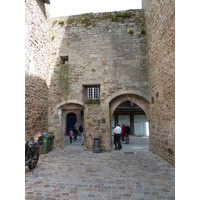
[69,130,73,137]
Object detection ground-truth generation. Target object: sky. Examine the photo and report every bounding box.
[49,0,142,17]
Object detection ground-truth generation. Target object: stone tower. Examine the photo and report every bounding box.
[25,0,175,166]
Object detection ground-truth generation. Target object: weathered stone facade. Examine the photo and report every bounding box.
[25,0,175,166]
[48,10,150,151]
[25,0,51,140]
[143,0,175,166]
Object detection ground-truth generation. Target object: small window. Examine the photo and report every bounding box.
[87,87,99,99]
[60,55,68,64]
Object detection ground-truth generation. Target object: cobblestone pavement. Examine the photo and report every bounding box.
[25,136,175,200]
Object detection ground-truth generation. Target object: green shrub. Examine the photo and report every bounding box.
[128,28,134,35]
[85,99,100,104]
[58,19,65,25]
[52,19,58,27]
[51,32,55,41]
[141,29,146,35]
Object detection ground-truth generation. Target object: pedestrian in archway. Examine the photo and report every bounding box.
[69,128,73,144]
[124,123,130,144]
[79,123,84,145]
[114,123,122,150]
[73,123,78,141]
[121,124,125,143]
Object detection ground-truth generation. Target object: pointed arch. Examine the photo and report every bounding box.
[53,100,85,115]
[105,90,151,104]
[107,91,151,120]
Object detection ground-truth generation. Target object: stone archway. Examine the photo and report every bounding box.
[49,100,85,149]
[109,94,150,120]
[107,92,151,149]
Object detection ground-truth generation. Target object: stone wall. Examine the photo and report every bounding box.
[25,1,175,165]
[143,0,175,166]
[48,10,150,150]
[25,0,51,140]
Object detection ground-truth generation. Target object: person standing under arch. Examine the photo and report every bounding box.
[121,124,125,143]
[79,123,84,145]
[69,128,73,144]
[124,123,130,144]
[114,123,122,150]
[73,123,78,141]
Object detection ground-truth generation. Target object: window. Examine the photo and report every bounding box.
[87,87,99,99]
[60,55,68,64]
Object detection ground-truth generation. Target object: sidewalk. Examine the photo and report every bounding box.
[25,136,175,200]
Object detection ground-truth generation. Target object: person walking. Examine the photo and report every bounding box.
[69,128,73,144]
[124,123,130,144]
[114,123,122,150]
[121,124,125,143]
[79,123,84,145]
[73,123,78,141]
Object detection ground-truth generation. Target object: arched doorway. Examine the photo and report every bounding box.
[66,112,77,136]
[111,101,149,137]
[109,93,150,149]
[50,101,85,149]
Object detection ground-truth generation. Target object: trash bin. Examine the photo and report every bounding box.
[38,136,43,156]
[93,136,100,153]
[42,135,50,154]
[48,134,55,151]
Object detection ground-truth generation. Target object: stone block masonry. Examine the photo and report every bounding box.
[25,0,51,140]
[25,1,175,166]
[143,0,175,166]
[48,10,150,150]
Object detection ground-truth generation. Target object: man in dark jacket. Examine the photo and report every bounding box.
[79,124,84,145]
[124,123,130,144]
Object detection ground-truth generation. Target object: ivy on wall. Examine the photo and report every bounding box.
[84,99,100,105]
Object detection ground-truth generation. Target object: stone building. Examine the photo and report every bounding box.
[143,0,175,165]
[48,10,150,152]
[25,0,175,166]
[25,0,51,138]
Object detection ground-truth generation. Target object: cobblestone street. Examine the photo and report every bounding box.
[25,136,175,200]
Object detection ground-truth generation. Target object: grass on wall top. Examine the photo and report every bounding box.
[52,10,140,27]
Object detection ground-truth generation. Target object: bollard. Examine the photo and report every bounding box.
[93,136,100,153]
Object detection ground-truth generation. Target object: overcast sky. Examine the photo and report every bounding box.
[49,0,142,17]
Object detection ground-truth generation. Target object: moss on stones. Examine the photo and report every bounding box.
[84,99,100,104]
[52,19,58,27]
[58,64,69,96]
[141,28,146,35]
[53,10,139,27]
[128,27,134,35]
[51,32,55,41]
